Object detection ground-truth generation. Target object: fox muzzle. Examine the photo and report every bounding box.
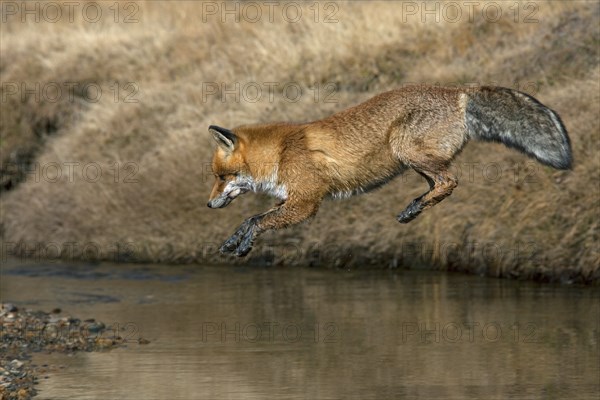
[207,187,249,209]
[207,174,255,209]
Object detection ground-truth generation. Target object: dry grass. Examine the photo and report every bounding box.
[1,1,598,283]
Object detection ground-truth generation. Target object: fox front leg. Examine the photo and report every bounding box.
[220,196,322,257]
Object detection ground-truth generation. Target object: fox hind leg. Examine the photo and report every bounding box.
[397,168,457,223]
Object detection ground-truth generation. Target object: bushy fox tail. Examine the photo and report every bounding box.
[466,87,572,169]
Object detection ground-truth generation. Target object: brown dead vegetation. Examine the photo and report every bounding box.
[0,1,598,283]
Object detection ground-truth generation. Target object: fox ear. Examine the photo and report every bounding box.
[209,125,237,153]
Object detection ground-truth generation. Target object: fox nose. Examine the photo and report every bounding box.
[207,202,212,208]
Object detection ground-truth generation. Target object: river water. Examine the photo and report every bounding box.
[1,260,598,399]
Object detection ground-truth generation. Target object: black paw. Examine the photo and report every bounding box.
[397,201,422,224]
[220,235,243,254]
[220,218,259,257]
[231,240,253,257]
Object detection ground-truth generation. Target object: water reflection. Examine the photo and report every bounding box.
[2,261,598,399]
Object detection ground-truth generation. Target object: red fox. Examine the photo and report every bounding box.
[207,85,572,257]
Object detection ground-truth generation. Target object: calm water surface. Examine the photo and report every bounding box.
[1,260,599,400]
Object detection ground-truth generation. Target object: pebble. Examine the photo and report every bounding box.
[1,304,18,314]
[86,322,106,333]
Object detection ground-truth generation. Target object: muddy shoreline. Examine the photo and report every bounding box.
[0,303,147,400]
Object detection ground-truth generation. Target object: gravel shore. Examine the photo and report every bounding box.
[0,303,142,400]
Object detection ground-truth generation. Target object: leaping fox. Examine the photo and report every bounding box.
[207,85,572,257]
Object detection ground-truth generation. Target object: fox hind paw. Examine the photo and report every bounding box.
[397,200,423,223]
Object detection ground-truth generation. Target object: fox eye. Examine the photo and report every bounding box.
[218,175,226,181]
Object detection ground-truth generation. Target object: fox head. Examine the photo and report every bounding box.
[207,125,253,209]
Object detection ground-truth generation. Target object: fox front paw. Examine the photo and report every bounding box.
[220,233,254,257]
[219,237,242,255]
[219,217,259,257]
